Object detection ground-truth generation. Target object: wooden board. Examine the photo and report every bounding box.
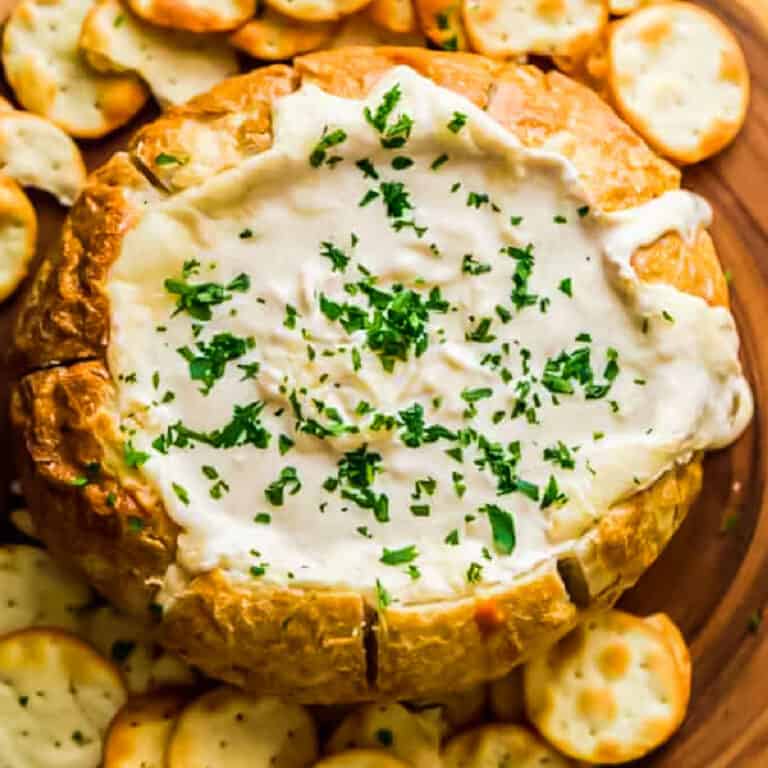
[0,1,766,765]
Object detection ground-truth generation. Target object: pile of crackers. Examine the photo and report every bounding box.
[0,540,693,766]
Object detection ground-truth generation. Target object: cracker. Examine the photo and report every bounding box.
[0,111,86,205]
[103,690,189,768]
[0,544,92,635]
[368,0,417,33]
[2,0,148,138]
[488,668,525,722]
[230,9,338,61]
[80,604,197,695]
[167,686,318,768]
[463,0,608,58]
[414,0,468,51]
[409,684,487,732]
[0,176,37,303]
[331,11,425,46]
[0,628,127,768]
[523,610,691,764]
[80,0,239,108]
[326,702,444,768]
[125,0,255,31]
[265,0,374,23]
[607,2,749,164]
[313,751,411,767]
[442,724,573,768]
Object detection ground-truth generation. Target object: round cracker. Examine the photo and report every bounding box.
[414,0,468,50]
[2,0,148,139]
[313,750,410,767]
[265,0,373,23]
[0,111,86,205]
[0,544,92,635]
[230,9,338,61]
[326,702,443,768]
[368,0,417,33]
[607,2,749,164]
[442,724,573,768]
[0,176,37,303]
[331,12,425,46]
[463,0,608,58]
[167,686,318,768]
[125,0,256,32]
[80,604,196,695]
[103,690,189,768]
[523,610,691,764]
[0,628,127,768]
[80,0,239,108]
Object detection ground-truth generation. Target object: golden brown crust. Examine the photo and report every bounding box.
[11,47,722,703]
[125,0,256,32]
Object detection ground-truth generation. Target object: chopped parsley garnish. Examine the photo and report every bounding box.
[461,387,493,404]
[447,111,468,133]
[364,84,413,149]
[554,214,567,224]
[542,345,619,399]
[309,127,347,168]
[462,254,492,275]
[578,205,590,218]
[410,504,431,517]
[164,271,250,321]
[510,215,523,226]
[543,441,576,469]
[155,152,186,166]
[239,228,253,239]
[172,482,190,505]
[380,545,418,565]
[254,513,272,524]
[662,310,675,323]
[466,192,490,209]
[331,445,389,522]
[359,189,380,207]
[465,317,496,343]
[444,529,460,546]
[278,434,295,455]
[379,181,412,219]
[177,332,254,394]
[127,516,144,533]
[452,471,466,498]
[481,504,516,554]
[375,578,392,609]
[356,158,379,179]
[431,153,449,170]
[265,467,302,506]
[238,362,260,380]
[504,244,538,311]
[466,562,483,583]
[558,277,573,297]
[123,440,149,468]
[392,155,414,170]
[541,475,568,509]
[320,241,350,273]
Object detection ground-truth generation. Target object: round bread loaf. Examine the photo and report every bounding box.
[10,47,751,704]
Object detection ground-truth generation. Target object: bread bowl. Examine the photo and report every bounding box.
[10,47,752,704]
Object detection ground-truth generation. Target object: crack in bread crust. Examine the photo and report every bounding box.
[10,47,717,702]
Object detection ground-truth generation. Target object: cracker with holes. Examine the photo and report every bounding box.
[314,751,411,768]
[2,0,148,138]
[442,724,573,768]
[326,702,444,768]
[265,0,374,23]
[0,628,127,768]
[607,2,749,164]
[524,610,691,764]
[167,686,318,767]
[0,545,92,634]
[125,0,255,31]
[0,111,86,205]
[463,0,607,58]
[368,0,417,33]
[0,177,37,303]
[414,0,468,50]
[230,9,338,62]
[80,604,196,695]
[80,0,239,108]
[103,690,189,768]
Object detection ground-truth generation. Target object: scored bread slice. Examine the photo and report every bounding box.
[0,111,86,205]
[326,702,444,768]
[0,628,127,768]
[2,0,148,138]
[523,610,692,764]
[265,0,374,23]
[313,751,411,767]
[442,724,573,768]
[125,0,256,31]
[0,544,92,635]
[463,0,608,58]
[607,2,749,164]
[0,176,37,303]
[103,690,190,768]
[80,0,239,108]
[368,0,417,33]
[80,604,196,695]
[414,0,468,50]
[230,9,338,61]
[167,686,318,768]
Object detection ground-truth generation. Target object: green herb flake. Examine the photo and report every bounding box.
[265,466,302,506]
[481,504,516,554]
[431,153,449,170]
[172,483,190,505]
[447,112,468,133]
[466,562,483,583]
[309,127,347,168]
[380,545,418,565]
[558,277,573,297]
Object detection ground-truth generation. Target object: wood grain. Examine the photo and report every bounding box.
[0,1,766,765]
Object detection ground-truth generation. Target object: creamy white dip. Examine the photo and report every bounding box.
[107,67,752,606]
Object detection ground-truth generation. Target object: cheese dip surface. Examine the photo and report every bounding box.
[107,67,752,607]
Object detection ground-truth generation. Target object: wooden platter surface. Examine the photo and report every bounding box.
[0,1,766,765]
